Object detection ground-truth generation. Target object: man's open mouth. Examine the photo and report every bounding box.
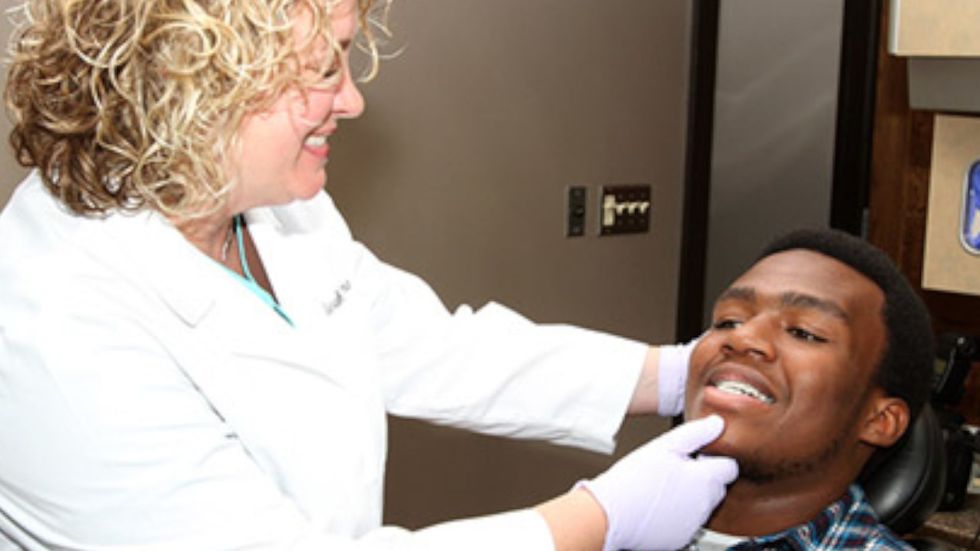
[711,379,775,405]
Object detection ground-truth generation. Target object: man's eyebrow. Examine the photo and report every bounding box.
[780,292,849,321]
[717,286,756,303]
[715,286,849,321]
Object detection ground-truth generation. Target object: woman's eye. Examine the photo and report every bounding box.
[322,65,340,80]
[787,327,827,343]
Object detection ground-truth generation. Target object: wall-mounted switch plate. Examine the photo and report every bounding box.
[599,184,651,236]
[566,186,587,237]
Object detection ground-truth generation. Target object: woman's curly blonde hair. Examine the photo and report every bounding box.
[4,0,389,218]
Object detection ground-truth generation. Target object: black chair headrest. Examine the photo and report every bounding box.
[860,402,947,535]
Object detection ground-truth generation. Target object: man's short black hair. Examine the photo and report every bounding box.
[759,228,934,422]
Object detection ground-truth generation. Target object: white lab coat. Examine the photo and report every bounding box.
[0,173,648,550]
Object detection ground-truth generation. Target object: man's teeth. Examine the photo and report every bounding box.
[715,380,774,404]
[305,135,327,147]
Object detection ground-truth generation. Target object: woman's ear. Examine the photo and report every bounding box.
[859,393,910,447]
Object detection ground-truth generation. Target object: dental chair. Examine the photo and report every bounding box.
[861,402,950,550]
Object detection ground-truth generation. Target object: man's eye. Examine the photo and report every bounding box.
[713,319,740,330]
[787,327,827,343]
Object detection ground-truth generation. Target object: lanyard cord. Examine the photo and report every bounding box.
[232,214,294,326]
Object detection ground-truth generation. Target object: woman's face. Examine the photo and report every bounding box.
[228,0,364,212]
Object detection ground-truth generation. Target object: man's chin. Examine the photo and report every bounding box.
[684,407,731,450]
[698,434,737,458]
[698,441,768,484]
[686,411,744,459]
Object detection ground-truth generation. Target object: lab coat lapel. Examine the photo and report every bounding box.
[241,203,362,335]
[102,207,328,375]
[206,293,327,375]
[202,204,368,384]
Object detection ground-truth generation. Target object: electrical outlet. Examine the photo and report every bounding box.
[566,186,587,237]
[599,185,651,236]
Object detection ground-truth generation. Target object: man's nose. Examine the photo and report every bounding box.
[721,317,776,361]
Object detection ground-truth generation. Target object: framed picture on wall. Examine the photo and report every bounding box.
[962,161,980,254]
[922,114,980,296]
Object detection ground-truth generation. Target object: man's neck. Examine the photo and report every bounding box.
[707,474,854,537]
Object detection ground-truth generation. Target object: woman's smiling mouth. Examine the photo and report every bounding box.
[303,134,330,158]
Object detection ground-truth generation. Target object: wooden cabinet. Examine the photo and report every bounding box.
[870,1,980,424]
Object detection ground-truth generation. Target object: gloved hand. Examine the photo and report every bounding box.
[656,338,699,417]
[578,415,737,551]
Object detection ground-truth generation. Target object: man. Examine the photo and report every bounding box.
[682,228,934,550]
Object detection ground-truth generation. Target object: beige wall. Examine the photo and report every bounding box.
[331,0,689,345]
[327,1,690,527]
[0,17,28,205]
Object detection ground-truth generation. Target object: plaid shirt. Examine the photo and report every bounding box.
[700,485,913,550]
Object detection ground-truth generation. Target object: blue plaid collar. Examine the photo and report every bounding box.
[721,485,913,550]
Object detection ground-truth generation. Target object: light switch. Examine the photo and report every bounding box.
[599,185,651,236]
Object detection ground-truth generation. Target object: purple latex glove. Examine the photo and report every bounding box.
[656,338,699,417]
[578,415,738,551]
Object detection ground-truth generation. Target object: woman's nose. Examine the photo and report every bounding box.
[721,318,776,361]
[334,66,365,119]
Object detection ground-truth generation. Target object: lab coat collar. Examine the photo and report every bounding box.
[7,174,220,327]
[104,209,221,326]
[11,168,350,360]
[105,196,347,334]
[101,203,337,373]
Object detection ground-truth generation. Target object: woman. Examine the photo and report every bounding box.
[0,0,736,549]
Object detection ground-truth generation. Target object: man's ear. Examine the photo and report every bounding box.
[858,393,910,447]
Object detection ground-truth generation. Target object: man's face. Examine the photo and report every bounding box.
[684,249,887,483]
